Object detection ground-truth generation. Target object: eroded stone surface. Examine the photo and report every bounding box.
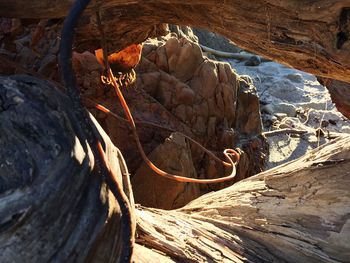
[73,34,268,209]
[97,34,267,208]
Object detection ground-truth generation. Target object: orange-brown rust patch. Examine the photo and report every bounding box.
[95,44,142,73]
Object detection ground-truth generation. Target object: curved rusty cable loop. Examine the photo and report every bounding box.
[89,99,238,169]
[96,12,239,184]
[105,68,240,184]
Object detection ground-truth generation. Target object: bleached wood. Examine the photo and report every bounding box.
[135,135,350,262]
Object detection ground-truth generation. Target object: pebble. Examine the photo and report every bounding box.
[274,112,287,121]
[260,104,274,115]
[341,126,350,133]
[245,56,261,66]
[262,114,277,126]
[328,119,337,125]
[273,103,297,117]
[285,73,303,83]
[321,120,329,128]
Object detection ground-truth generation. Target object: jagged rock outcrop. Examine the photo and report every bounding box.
[83,34,267,209]
[0,19,268,209]
[132,132,202,210]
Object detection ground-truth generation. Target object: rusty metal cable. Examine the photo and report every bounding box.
[95,14,240,184]
[88,99,235,166]
[91,98,240,183]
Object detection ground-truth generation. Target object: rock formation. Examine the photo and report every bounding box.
[81,34,268,209]
[1,1,350,261]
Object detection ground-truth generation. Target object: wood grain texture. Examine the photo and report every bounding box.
[0,75,133,263]
[0,74,349,262]
[1,1,350,260]
[1,1,350,82]
[136,135,350,262]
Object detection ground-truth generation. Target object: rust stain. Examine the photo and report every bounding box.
[95,44,142,73]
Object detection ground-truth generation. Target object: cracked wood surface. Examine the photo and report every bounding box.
[0,75,133,263]
[135,135,350,262]
[0,75,349,262]
[1,1,350,82]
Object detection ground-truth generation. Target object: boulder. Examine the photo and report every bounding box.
[71,34,268,209]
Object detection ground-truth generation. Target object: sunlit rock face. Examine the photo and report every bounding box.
[74,33,267,210]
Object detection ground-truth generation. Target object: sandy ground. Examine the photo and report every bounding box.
[221,57,350,169]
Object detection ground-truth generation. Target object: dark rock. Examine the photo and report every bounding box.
[244,55,261,66]
[132,133,201,210]
[67,34,268,210]
[321,120,329,128]
[235,80,262,135]
[329,119,337,125]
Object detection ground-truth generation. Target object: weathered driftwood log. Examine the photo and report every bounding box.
[0,75,135,262]
[2,0,350,119]
[1,0,350,83]
[136,135,350,262]
[199,44,270,62]
[1,75,350,262]
[1,1,350,261]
